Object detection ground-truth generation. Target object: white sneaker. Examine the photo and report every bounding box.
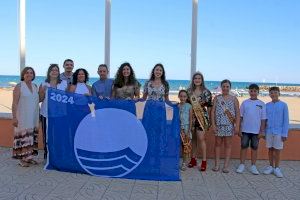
[274,167,283,178]
[181,163,187,171]
[236,164,245,174]
[250,165,260,175]
[263,166,274,175]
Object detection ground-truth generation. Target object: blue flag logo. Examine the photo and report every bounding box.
[74,108,148,177]
[46,88,180,181]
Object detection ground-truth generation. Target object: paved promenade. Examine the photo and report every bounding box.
[0,147,299,200]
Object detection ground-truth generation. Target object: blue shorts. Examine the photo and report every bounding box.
[241,132,259,150]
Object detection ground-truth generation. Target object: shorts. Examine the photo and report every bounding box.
[241,132,259,150]
[266,134,284,150]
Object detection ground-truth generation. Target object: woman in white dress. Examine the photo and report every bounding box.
[69,68,92,95]
[39,64,67,159]
[12,67,39,167]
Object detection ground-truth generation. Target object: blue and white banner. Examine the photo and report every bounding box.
[45,88,180,181]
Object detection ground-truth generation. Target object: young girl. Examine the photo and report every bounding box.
[211,79,240,173]
[178,90,193,171]
[187,72,212,171]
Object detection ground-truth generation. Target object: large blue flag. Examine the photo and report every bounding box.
[45,88,180,181]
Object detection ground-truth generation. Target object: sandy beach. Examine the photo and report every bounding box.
[1,88,299,124]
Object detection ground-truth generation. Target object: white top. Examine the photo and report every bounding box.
[240,99,267,134]
[75,83,90,95]
[16,81,39,130]
[40,80,68,117]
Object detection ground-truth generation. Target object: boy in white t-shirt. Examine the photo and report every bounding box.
[236,84,267,175]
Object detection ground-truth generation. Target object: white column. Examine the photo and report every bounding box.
[19,0,26,73]
[104,0,111,77]
[191,0,198,79]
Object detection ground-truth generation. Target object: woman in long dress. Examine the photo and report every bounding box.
[12,67,39,167]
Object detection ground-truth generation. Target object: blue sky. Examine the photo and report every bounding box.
[0,0,299,83]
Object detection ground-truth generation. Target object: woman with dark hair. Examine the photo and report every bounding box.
[39,64,67,159]
[211,79,240,173]
[187,72,213,171]
[142,63,169,101]
[69,68,92,95]
[112,62,140,99]
[12,67,39,167]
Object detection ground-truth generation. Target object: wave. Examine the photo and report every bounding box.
[76,147,142,162]
[76,147,143,177]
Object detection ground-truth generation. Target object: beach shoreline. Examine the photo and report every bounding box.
[1,87,299,125]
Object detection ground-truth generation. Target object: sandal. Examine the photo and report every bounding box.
[26,159,39,165]
[18,160,30,167]
[212,166,220,172]
[222,168,230,173]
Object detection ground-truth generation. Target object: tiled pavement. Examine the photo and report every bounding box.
[0,147,299,200]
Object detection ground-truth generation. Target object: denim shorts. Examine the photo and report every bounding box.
[241,132,259,150]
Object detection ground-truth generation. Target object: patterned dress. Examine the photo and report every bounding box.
[143,80,169,101]
[187,88,212,131]
[215,95,236,136]
[13,81,39,159]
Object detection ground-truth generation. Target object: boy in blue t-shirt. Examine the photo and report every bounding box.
[263,87,289,178]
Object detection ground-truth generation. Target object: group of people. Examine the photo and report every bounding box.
[11,59,169,167]
[178,76,289,178]
[11,59,289,179]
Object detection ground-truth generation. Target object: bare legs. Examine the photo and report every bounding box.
[189,130,207,170]
[214,136,232,172]
[197,130,206,161]
[214,136,222,170]
[268,148,281,168]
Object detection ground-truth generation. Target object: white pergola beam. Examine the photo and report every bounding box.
[191,0,198,78]
[19,0,26,73]
[104,0,111,77]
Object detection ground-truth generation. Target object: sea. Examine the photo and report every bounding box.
[1,75,300,96]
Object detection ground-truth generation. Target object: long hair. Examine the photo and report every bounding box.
[45,64,61,83]
[114,62,139,88]
[188,72,206,92]
[72,68,89,85]
[178,89,191,104]
[20,66,36,81]
[149,63,169,90]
